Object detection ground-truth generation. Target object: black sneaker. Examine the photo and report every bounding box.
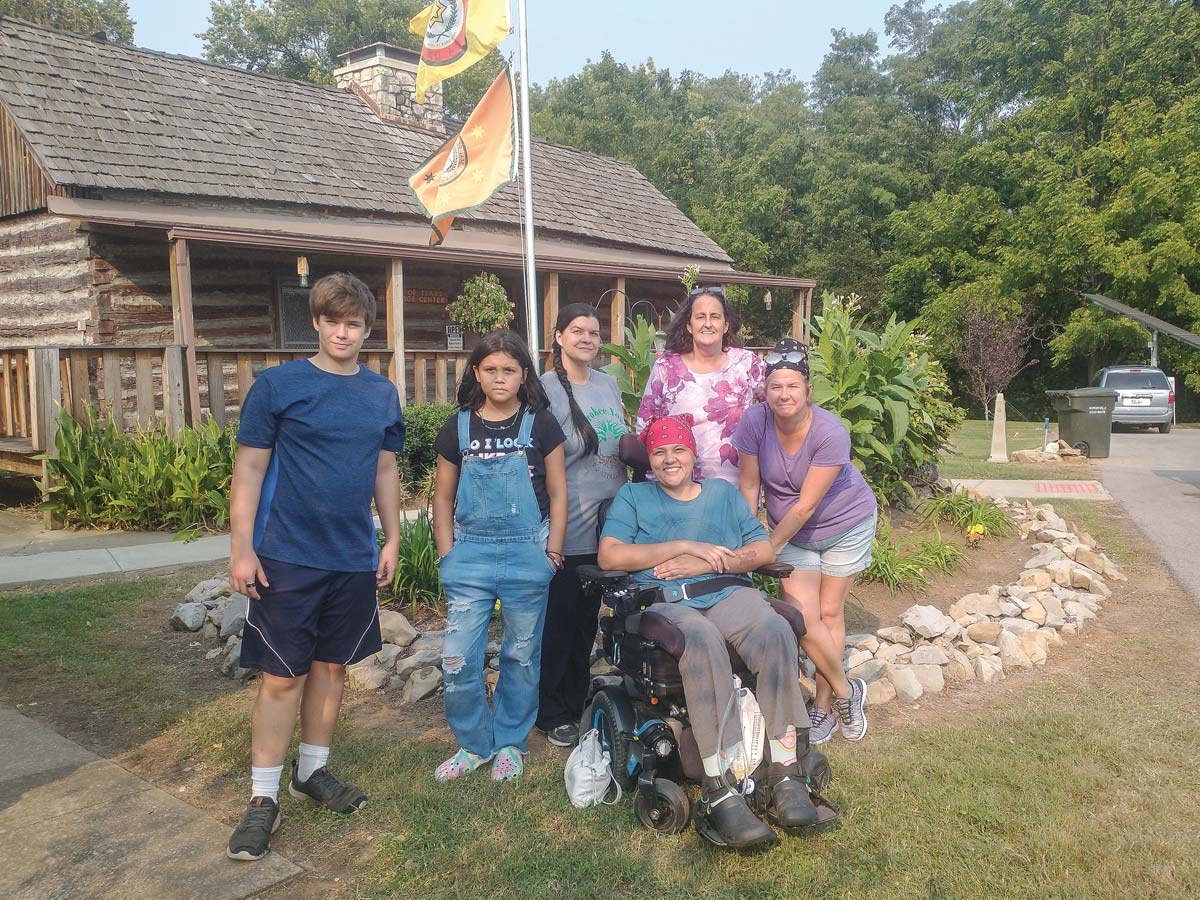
[226,796,280,861]
[545,722,579,748]
[288,761,367,813]
[764,762,819,830]
[694,787,778,851]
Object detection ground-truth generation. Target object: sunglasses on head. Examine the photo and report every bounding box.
[764,350,808,366]
[688,286,726,300]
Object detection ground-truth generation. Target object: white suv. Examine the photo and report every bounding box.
[1091,365,1174,433]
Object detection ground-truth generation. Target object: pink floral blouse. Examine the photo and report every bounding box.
[636,348,766,484]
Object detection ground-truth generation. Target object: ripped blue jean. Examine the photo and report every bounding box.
[439,531,554,757]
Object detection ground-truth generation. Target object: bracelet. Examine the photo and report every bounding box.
[546,550,564,570]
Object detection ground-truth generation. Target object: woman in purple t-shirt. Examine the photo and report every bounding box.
[732,338,878,745]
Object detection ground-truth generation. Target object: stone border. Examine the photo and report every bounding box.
[170,500,1124,712]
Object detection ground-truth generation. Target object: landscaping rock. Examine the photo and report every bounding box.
[1074,546,1107,576]
[485,640,501,657]
[170,602,207,632]
[402,666,442,703]
[997,630,1033,670]
[876,626,913,646]
[409,629,445,653]
[847,658,888,683]
[950,592,1003,619]
[378,609,418,647]
[846,633,879,653]
[1018,569,1053,591]
[899,604,954,639]
[186,578,229,604]
[1063,600,1096,623]
[221,638,246,678]
[909,644,949,666]
[998,600,1022,617]
[201,621,219,640]
[999,617,1038,636]
[973,655,1004,684]
[1038,627,1063,648]
[845,649,874,670]
[1019,633,1048,665]
[888,666,924,703]
[910,664,945,693]
[219,593,249,640]
[1021,598,1047,626]
[205,647,223,661]
[1005,585,1031,603]
[1060,622,1079,637]
[395,649,442,679]
[1024,549,1065,569]
[966,621,1002,643]
[945,650,975,682]
[866,679,897,706]
[875,643,911,665]
[1046,559,1075,587]
[377,644,403,670]
[348,660,389,691]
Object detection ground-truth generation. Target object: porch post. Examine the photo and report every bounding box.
[168,237,201,424]
[792,287,815,342]
[542,271,560,370]
[386,259,407,404]
[610,276,627,344]
[30,348,62,529]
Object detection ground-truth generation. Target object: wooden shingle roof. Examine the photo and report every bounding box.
[0,17,731,263]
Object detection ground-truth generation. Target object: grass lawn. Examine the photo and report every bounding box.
[940,419,1095,481]
[4,504,1200,900]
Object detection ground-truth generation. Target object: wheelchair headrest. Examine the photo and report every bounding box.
[619,433,651,483]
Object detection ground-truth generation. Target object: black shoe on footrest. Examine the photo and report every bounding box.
[764,762,819,829]
[694,786,778,851]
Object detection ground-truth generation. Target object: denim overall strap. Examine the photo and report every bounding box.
[515,409,534,447]
[457,409,472,456]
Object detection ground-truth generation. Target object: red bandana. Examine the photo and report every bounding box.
[638,415,697,455]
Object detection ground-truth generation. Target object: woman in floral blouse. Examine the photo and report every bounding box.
[636,287,765,485]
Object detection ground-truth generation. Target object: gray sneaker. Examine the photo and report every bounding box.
[834,677,869,742]
[809,705,839,744]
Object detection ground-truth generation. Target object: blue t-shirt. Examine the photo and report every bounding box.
[237,359,406,572]
[600,478,768,609]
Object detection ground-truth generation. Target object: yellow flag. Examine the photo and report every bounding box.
[409,65,517,246]
[408,0,510,104]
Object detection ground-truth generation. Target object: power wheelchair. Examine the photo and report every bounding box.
[575,501,840,842]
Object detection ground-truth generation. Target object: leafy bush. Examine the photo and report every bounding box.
[446,272,515,334]
[809,293,964,506]
[398,402,457,488]
[860,519,968,594]
[601,315,661,423]
[40,409,235,532]
[919,488,1013,538]
[380,509,444,614]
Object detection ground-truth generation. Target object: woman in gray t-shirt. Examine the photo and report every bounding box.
[536,303,628,747]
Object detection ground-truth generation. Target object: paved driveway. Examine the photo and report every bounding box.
[1099,427,1200,605]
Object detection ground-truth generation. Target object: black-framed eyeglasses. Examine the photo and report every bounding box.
[688,286,726,300]
[764,350,808,366]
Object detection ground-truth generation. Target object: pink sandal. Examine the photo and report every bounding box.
[434,747,491,782]
[491,746,525,782]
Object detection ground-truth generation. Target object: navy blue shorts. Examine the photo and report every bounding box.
[240,557,381,678]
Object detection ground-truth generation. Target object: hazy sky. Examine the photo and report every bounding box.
[126,1,899,86]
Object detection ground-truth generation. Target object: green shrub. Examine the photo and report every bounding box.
[919,488,1013,538]
[40,408,235,532]
[380,509,444,614]
[860,519,968,594]
[398,402,457,488]
[809,293,965,507]
[602,315,661,424]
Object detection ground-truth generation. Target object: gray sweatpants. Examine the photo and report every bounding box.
[649,587,810,758]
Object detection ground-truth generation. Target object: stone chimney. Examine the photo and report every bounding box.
[334,43,445,133]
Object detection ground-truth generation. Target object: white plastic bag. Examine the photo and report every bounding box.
[564,728,622,809]
[732,675,766,780]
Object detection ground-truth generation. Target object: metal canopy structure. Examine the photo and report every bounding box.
[1083,292,1200,366]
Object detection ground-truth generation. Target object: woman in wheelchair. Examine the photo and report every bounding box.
[595,415,823,850]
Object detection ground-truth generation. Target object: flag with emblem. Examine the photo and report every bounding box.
[408,64,517,246]
[409,0,510,104]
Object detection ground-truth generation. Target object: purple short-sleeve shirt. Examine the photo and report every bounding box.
[731,403,877,544]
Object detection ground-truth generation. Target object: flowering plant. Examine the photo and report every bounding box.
[447,273,515,333]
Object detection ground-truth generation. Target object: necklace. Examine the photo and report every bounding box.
[480,407,521,431]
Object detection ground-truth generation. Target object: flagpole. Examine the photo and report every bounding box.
[515,0,539,358]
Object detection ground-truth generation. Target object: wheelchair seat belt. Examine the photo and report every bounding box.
[659,575,752,604]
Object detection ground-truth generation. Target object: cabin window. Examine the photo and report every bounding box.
[277,278,318,349]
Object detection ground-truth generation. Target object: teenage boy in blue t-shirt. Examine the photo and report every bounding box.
[226,273,405,862]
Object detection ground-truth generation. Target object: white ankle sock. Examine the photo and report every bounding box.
[701,753,724,778]
[297,742,330,782]
[250,764,284,802]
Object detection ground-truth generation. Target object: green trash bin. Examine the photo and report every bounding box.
[1045,388,1119,458]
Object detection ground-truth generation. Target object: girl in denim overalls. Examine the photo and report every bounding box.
[431,330,567,782]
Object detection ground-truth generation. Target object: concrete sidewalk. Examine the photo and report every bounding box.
[0,706,298,900]
[949,478,1112,501]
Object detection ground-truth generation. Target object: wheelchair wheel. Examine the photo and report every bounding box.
[634,778,690,834]
[589,690,634,791]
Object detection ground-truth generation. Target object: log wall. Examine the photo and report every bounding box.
[0,214,93,346]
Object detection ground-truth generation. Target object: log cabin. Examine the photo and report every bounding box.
[0,16,814,476]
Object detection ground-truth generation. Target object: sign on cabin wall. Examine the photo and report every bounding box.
[446,323,463,351]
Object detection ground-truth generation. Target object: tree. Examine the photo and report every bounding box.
[953,295,1039,419]
[200,0,499,117]
[0,0,134,43]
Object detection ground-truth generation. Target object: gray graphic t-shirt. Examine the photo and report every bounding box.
[540,370,628,554]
